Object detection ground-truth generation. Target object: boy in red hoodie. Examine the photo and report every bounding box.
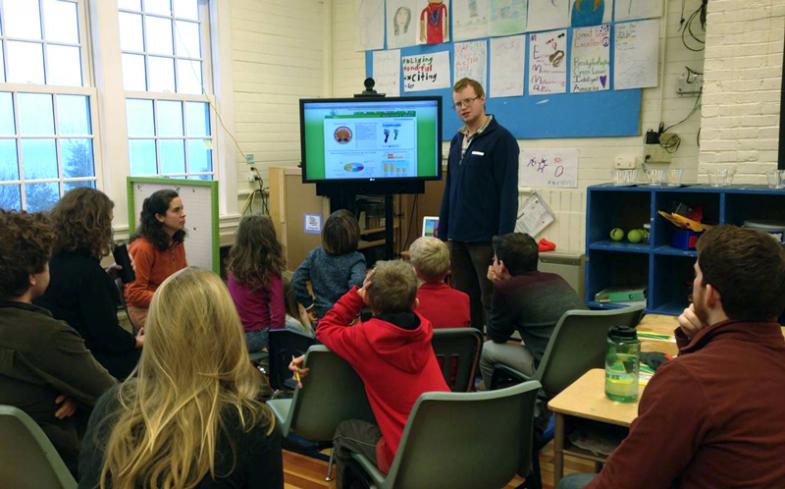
[291,260,449,488]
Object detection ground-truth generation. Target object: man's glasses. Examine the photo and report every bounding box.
[453,96,479,110]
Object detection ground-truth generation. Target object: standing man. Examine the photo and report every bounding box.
[438,77,519,331]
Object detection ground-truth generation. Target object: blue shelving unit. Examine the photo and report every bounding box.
[585,184,785,315]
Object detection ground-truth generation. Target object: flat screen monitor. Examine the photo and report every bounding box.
[299,97,442,184]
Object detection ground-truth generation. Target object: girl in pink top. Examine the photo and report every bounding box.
[226,215,286,352]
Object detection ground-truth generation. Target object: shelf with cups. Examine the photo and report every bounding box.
[585,184,785,316]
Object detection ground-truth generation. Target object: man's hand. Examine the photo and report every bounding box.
[54,395,77,419]
[678,304,707,338]
[289,355,309,389]
[357,269,375,305]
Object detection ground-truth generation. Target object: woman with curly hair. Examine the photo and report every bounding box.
[36,187,142,380]
[125,189,187,329]
[79,268,283,489]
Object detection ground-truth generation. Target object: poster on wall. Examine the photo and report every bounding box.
[614,0,663,21]
[454,40,488,87]
[402,51,452,91]
[614,19,659,89]
[490,35,525,97]
[527,0,569,32]
[417,0,451,45]
[453,0,491,40]
[489,0,528,36]
[387,0,418,48]
[528,29,567,95]
[571,24,611,93]
[373,49,402,96]
[570,0,613,27]
[519,148,579,188]
[356,0,385,51]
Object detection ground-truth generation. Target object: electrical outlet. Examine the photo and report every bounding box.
[245,154,255,165]
[644,144,673,165]
[614,155,639,169]
[676,69,703,96]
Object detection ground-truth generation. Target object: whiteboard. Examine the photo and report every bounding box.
[127,177,220,273]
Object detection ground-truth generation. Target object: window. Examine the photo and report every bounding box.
[118,0,214,179]
[0,0,96,211]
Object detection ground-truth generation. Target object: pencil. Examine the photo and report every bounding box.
[292,355,302,385]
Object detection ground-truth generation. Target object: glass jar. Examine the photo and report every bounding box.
[605,325,640,403]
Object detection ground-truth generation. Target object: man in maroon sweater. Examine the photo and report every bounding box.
[291,260,449,489]
[559,225,785,489]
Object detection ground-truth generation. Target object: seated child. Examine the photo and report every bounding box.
[409,236,470,328]
[282,271,314,337]
[291,209,366,323]
[227,215,286,353]
[291,260,449,488]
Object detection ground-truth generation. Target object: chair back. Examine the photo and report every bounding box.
[284,345,375,441]
[384,381,541,489]
[535,305,644,398]
[268,329,317,391]
[0,405,76,489]
[430,328,482,392]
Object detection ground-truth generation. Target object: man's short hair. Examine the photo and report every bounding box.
[0,210,55,299]
[409,237,450,283]
[367,260,417,314]
[492,233,539,276]
[453,77,485,98]
[697,225,785,321]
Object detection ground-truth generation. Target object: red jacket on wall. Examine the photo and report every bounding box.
[587,320,785,489]
[316,287,449,472]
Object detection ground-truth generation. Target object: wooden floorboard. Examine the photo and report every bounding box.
[283,441,596,489]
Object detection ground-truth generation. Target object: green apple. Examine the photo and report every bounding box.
[610,227,624,241]
[627,229,643,243]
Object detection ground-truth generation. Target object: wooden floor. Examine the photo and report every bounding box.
[282,441,595,489]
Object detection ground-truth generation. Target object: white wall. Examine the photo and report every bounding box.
[699,0,784,182]
[328,0,706,252]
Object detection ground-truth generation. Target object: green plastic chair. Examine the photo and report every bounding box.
[492,305,645,398]
[431,328,483,392]
[348,380,542,489]
[0,405,77,489]
[267,345,375,480]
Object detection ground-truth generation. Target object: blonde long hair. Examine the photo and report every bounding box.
[99,268,274,489]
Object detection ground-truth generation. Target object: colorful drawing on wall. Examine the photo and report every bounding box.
[402,51,452,91]
[454,40,488,88]
[571,24,611,92]
[357,0,385,51]
[528,29,567,95]
[527,0,570,32]
[519,148,579,188]
[387,0,418,48]
[453,0,490,41]
[489,0,527,36]
[490,35,525,97]
[570,0,612,27]
[418,0,450,44]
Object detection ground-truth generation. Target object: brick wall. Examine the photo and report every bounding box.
[699,0,784,182]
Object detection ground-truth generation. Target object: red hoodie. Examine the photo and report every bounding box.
[317,287,450,472]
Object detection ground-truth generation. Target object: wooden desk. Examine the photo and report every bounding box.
[548,368,643,486]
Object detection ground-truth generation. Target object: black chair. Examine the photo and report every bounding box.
[268,329,317,393]
[430,328,482,392]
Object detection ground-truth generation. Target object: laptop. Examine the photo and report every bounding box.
[422,216,439,238]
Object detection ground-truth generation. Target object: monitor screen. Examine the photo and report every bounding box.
[300,97,442,184]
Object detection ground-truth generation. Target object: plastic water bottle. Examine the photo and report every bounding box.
[605,325,640,402]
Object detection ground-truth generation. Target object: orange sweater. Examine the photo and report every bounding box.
[124,237,187,308]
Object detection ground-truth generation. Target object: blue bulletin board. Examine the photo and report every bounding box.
[365,24,643,141]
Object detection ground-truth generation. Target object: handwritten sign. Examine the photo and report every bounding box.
[454,40,487,88]
[528,29,567,95]
[614,19,659,89]
[373,49,401,96]
[519,148,578,188]
[571,24,610,93]
[402,51,451,91]
[490,35,525,97]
